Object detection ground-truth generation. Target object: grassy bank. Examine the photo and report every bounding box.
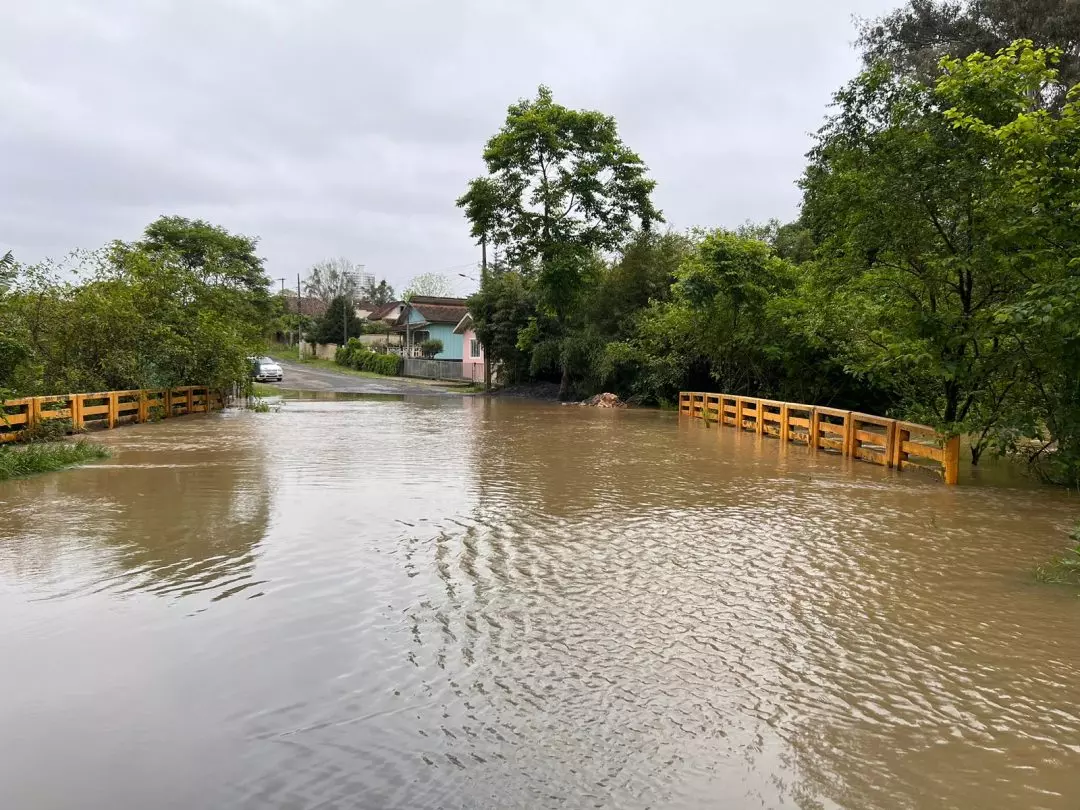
[0,441,109,481]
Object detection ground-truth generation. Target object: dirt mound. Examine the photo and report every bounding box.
[581,392,626,408]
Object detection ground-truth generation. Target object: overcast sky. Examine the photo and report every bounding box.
[2,0,897,295]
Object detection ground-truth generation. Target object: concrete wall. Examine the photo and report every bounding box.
[299,341,339,361]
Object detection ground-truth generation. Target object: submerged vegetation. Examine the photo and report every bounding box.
[1034,527,1080,588]
[0,441,109,481]
[458,1,1080,489]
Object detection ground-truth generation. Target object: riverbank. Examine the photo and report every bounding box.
[0,440,108,481]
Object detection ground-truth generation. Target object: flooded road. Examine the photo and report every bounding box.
[1,396,1079,809]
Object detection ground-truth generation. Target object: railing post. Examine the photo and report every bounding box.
[164,390,172,418]
[71,394,83,431]
[755,400,764,436]
[187,388,194,415]
[842,411,854,457]
[735,398,743,430]
[943,435,961,485]
[779,403,789,442]
[809,408,819,450]
[107,393,118,429]
[893,427,910,469]
[884,420,897,468]
[28,397,40,432]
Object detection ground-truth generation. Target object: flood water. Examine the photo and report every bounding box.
[2,396,1079,810]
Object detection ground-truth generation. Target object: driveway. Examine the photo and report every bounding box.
[267,359,463,396]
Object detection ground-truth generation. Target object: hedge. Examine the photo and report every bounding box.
[335,339,404,376]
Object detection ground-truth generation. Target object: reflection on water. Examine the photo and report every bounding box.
[1,397,1079,809]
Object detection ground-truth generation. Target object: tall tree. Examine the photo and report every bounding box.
[457,85,662,399]
[361,277,396,306]
[938,41,1080,482]
[305,258,361,303]
[402,272,454,300]
[800,44,1041,461]
[313,294,363,345]
[133,216,269,297]
[858,0,1080,106]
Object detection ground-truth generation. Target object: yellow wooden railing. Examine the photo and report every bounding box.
[0,386,225,444]
[679,391,960,484]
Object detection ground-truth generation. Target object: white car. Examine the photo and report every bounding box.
[251,356,283,382]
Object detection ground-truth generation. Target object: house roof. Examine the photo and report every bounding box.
[282,295,328,317]
[404,296,468,325]
[367,301,404,321]
[453,312,473,335]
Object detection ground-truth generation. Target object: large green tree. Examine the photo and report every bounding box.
[938,41,1080,482]
[801,49,1036,461]
[458,85,662,398]
[859,0,1080,106]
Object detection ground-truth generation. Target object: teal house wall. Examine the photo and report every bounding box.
[405,308,464,360]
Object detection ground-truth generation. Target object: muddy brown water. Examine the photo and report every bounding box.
[1,396,1079,810]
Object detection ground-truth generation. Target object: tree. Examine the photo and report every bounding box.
[467,271,536,385]
[361,277,396,306]
[419,338,443,358]
[800,42,1048,462]
[313,294,363,345]
[403,272,454,300]
[937,41,1080,482]
[858,0,1080,107]
[305,258,361,303]
[0,250,14,293]
[457,85,662,399]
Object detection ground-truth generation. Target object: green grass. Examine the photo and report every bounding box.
[0,440,109,481]
[271,343,300,361]
[250,383,283,397]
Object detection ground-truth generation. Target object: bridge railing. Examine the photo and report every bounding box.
[1,386,225,444]
[679,391,960,484]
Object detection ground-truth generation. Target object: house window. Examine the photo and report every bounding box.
[470,339,480,358]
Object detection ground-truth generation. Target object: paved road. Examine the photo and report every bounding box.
[262,359,464,396]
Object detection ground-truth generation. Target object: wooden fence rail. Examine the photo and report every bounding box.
[679,391,960,484]
[1,386,225,444]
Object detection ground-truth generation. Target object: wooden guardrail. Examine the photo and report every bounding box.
[0,386,225,444]
[679,391,961,484]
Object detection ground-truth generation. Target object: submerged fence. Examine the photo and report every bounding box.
[1,386,225,444]
[679,392,960,484]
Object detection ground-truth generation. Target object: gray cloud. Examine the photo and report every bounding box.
[1,0,896,293]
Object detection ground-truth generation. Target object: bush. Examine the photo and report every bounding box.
[334,339,402,376]
[419,338,443,358]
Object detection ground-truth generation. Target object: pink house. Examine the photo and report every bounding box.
[454,312,488,383]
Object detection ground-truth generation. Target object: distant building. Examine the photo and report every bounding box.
[281,294,328,318]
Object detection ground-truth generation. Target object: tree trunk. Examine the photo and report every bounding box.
[558,363,572,401]
[971,444,984,466]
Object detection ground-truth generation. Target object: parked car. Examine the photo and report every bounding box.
[250,356,283,382]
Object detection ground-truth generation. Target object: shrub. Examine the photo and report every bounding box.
[419,338,443,358]
[335,341,402,376]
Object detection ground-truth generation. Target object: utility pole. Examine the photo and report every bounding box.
[342,295,348,346]
[296,273,302,356]
[481,236,491,392]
